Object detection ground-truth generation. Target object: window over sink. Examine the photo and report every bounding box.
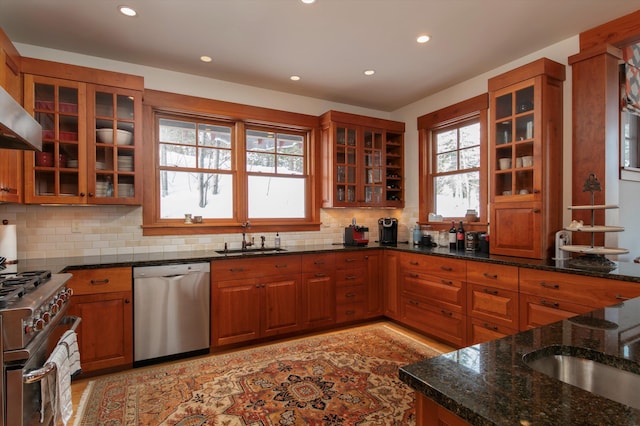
[141,90,321,236]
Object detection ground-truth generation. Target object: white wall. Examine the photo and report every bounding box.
[4,37,638,261]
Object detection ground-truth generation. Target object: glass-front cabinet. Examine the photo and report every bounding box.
[22,67,142,205]
[488,58,565,259]
[320,110,405,208]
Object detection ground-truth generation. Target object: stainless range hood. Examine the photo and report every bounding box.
[0,86,42,151]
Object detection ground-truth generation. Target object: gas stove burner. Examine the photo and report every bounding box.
[0,286,24,308]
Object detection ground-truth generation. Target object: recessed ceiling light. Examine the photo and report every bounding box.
[290,75,301,81]
[417,34,431,44]
[301,0,316,4]
[364,69,375,76]
[118,5,137,17]
[200,56,212,63]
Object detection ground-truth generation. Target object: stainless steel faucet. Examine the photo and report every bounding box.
[241,221,253,249]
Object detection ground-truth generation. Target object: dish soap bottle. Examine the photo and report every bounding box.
[275,232,281,248]
[413,225,422,245]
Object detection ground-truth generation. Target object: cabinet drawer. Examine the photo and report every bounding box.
[467,283,518,329]
[212,255,301,280]
[519,293,594,330]
[336,285,366,304]
[67,267,132,295]
[301,252,336,272]
[467,317,517,345]
[336,268,366,286]
[402,297,465,347]
[402,271,464,311]
[466,262,518,291]
[604,280,640,306]
[519,268,606,308]
[335,252,368,269]
[336,303,366,323]
[401,253,465,280]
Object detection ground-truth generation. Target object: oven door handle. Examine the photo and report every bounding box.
[22,315,82,384]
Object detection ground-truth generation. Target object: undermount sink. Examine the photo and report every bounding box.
[215,247,288,255]
[523,346,640,409]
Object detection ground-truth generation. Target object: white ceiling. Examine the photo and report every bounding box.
[2,1,640,111]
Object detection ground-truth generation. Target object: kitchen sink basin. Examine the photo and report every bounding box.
[523,346,640,409]
[215,247,288,255]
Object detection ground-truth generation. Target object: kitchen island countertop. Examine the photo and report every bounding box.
[400,298,640,425]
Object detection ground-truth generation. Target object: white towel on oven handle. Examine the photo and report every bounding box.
[40,344,73,425]
[61,330,82,377]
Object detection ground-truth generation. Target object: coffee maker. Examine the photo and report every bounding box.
[378,217,398,245]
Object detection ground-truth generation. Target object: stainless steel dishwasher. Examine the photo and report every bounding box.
[133,262,210,366]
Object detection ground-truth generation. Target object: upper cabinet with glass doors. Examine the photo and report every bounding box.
[488,58,565,259]
[21,58,143,205]
[320,110,405,208]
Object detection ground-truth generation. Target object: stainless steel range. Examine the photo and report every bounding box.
[0,270,75,426]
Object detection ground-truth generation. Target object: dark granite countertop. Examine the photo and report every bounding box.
[8,243,640,283]
[400,298,640,425]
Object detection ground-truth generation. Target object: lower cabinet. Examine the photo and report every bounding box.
[211,256,302,347]
[301,253,336,328]
[66,267,133,374]
[383,250,401,319]
[402,298,466,347]
[415,393,471,426]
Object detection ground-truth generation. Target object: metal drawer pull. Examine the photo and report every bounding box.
[345,258,357,263]
[409,260,419,266]
[409,273,420,278]
[314,260,325,265]
[440,309,453,317]
[275,264,288,268]
[440,265,453,272]
[23,316,82,384]
[229,268,245,272]
[540,299,560,308]
[615,294,631,301]
[90,278,110,285]
[409,299,419,306]
[484,323,499,331]
[483,273,498,279]
[540,282,559,289]
[346,275,357,280]
[441,279,453,286]
[314,273,326,277]
[345,310,355,315]
[483,288,499,295]
[345,292,356,298]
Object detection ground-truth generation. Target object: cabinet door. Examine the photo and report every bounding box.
[213,279,261,346]
[383,250,400,319]
[334,124,359,205]
[490,201,541,258]
[402,297,465,347]
[23,75,87,204]
[384,131,403,206]
[467,316,517,345]
[365,251,382,317]
[519,293,594,330]
[87,85,142,204]
[262,276,301,337]
[68,291,132,373]
[362,128,384,205]
[301,272,335,328]
[0,149,22,203]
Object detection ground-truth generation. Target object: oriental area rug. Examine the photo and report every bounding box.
[73,324,443,425]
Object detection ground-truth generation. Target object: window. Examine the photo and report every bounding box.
[142,90,320,235]
[245,128,307,218]
[432,120,481,217]
[417,94,488,223]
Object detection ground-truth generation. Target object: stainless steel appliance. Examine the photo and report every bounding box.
[133,263,210,366]
[0,270,75,426]
[378,218,398,245]
[0,86,42,151]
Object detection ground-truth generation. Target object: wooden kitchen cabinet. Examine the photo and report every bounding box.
[518,268,606,330]
[383,250,401,320]
[365,249,382,317]
[489,58,565,259]
[301,252,336,328]
[0,28,23,204]
[415,393,471,426]
[211,255,302,346]
[466,262,519,344]
[65,266,133,374]
[21,58,143,205]
[400,253,467,347]
[320,110,405,208]
[334,251,382,323]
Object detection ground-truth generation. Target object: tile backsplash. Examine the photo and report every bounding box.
[0,204,417,259]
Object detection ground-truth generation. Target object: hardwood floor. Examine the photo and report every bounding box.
[69,320,454,425]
